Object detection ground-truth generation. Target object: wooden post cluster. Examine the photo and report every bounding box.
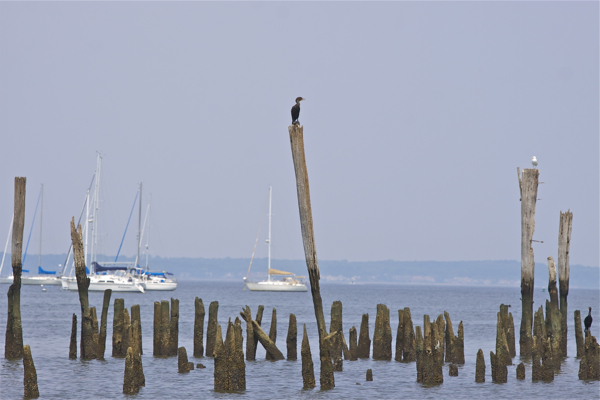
[357,314,371,359]
[205,301,219,357]
[444,311,464,364]
[5,177,26,360]
[578,334,600,380]
[153,298,179,356]
[575,310,584,357]
[372,304,392,360]
[265,308,278,361]
[289,124,334,389]
[415,315,443,384]
[194,297,205,357]
[70,219,96,360]
[287,313,298,360]
[23,345,39,398]
[239,307,284,360]
[213,320,246,391]
[475,349,485,383]
[532,306,554,381]
[329,301,344,370]
[518,168,539,357]
[558,210,573,357]
[98,289,112,359]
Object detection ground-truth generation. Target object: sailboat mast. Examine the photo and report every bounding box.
[84,189,90,268]
[136,183,142,268]
[91,153,102,270]
[38,184,43,269]
[0,216,14,276]
[267,186,272,282]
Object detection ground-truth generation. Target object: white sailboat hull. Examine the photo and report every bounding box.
[144,280,177,291]
[246,281,307,292]
[63,276,145,293]
[0,276,61,285]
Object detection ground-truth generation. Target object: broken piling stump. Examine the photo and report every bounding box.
[265,308,277,361]
[122,308,131,357]
[449,364,458,376]
[349,327,358,361]
[357,314,371,359]
[206,301,219,358]
[213,324,226,389]
[436,314,445,364]
[123,347,142,394]
[395,309,405,362]
[516,362,525,380]
[575,310,584,357]
[160,300,170,356]
[232,318,246,390]
[499,304,516,359]
[242,306,255,361]
[372,304,392,361]
[496,312,511,367]
[558,210,573,357]
[578,334,600,380]
[287,313,297,360]
[69,314,77,359]
[153,302,161,355]
[98,289,112,359]
[112,299,125,357]
[415,326,423,383]
[178,346,192,373]
[5,177,26,360]
[546,257,562,360]
[301,324,316,389]
[169,298,179,356]
[251,305,264,360]
[456,322,465,364]
[366,369,373,381]
[23,345,39,398]
[402,307,416,362]
[444,311,456,363]
[194,297,205,357]
[329,301,344,370]
[475,349,485,383]
[131,304,142,356]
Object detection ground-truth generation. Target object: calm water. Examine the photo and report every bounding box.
[1,281,598,399]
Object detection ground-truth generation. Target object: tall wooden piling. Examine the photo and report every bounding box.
[373,304,392,360]
[23,345,39,398]
[558,210,573,357]
[90,307,99,356]
[575,310,584,357]
[160,300,170,356]
[131,304,142,356]
[98,289,112,359]
[329,301,344,370]
[169,298,179,356]
[206,301,219,357]
[122,309,131,356]
[194,297,205,358]
[289,123,334,389]
[69,313,77,359]
[233,318,246,390]
[301,324,316,389]
[357,314,371,359]
[5,177,25,360]
[402,307,416,362]
[475,349,485,382]
[287,313,297,360]
[112,299,125,357]
[71,219,96,360]
[213,324,226,390]
[456,321,465,364]
[395,309,405,361]
[265,308,277,361]
[349,327,358,361]
[153,302,161,355]
[518,167,539,357]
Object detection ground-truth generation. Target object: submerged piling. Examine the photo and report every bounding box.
[287,313,297,360]
[178,347,192,373]
[194,297,205,358]
[357,314,371,359]
[373,304,392,360]
[206,301,219,357]
[366,369,373,381]
[475,349,485,383]
[23,345,39,398]
[289,123,334,389]
[5,177,26,360]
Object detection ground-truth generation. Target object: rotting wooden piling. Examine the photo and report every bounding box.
[233,317,246,390]
[516,362,525,380]
[444,311,456,363]
[213,324,226,390]
[449,364,458,376]
[496,312,511,367]
[112,299,125,357]
[357,314,371,359]
[415,326,423,383]
[206,301,219,357]
[546,257,562,361]
[289,124,334,389]
[436,314,445,364]
[373,304,392,360]
[153,302,160,356]
[301,324,315,389]
[169,298,179,356]
[287,313,297,360]
[122,309,131,357]
[160,300,170,356]
[558,210,573,357]
[23,345,39,398]
[131,304,142,356]
[90,307,99,357]
[239,308,284,360]
[402,308,416,362]
[242,306,255,361]
[395,309,405,362]
[456,322,465,364]
[69,313,77,359]
[5,177,26,360]
[578,334,599,380]
[349,327,358,361]
[178,347,192,373]
[499,304,516,359]
[123,347,142,394]
[194,297,205,358]
[475,349,485,382]
[98,289,112,359]
[265,308,277,361]
[575,310,584,358]
[366,369,373,381]
[329,301,344,370]
[518,167,539,357]
[252,305,264,360]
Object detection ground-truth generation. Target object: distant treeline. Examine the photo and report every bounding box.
[2,253,598,289]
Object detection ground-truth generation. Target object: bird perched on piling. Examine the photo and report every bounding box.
[532,156,538,168]
[584,307,593,333]
[291,97,304,125]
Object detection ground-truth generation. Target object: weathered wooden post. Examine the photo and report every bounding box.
[518,167,539,357]
[288,123,334,389]
[169,298,179,356]
[456,322,465,364]
[239,308,284,360]
[287,313,297,360]
[98,289,112,359]
[90,307,99,355]
[112,299,125,357]
[251,305,264,360]
[69,314,77,359]
[5,177,25,360]
[178,346,192,373]
[265,308,277,361]
[357,314,371,359]
[242,306,255,361]
[578,334,599,380]
[160,300,170,356]
[545,257,561,360]
[449,364,458,376]
[395,309,405,361]
[415,326,423,382]
[206,301,219,357]
[123,347,143,394]
[131,304,142,356]
[499,304,516,358]
[70,219,96,360]
[153,302,161,356]
[194,297,205,357]
[402,307,416,362]
[213,324,226,389]
[301,324,315,389]
[23,345,39,398]
[496,312,511,367]
[575,310,584,357]
[436,314,445,364]
[558,210,573,357]
[122,309,131,356]
[475,349,485,382]
[372,304,392,360]
[444,311,456,363]
[516,362,525,380]
[329,301,344,370]
[366,369,373,381]
[233,318,246,390]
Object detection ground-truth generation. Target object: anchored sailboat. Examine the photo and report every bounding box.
[243,186,307,292]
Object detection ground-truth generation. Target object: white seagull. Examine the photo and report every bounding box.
[532,156,538,168]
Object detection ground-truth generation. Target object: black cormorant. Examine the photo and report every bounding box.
[584,307,593,333]
[291,97,304,125]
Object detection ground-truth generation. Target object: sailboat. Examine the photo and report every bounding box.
[243,186,307,292]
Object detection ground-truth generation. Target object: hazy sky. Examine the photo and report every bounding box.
[1,2,598,267]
